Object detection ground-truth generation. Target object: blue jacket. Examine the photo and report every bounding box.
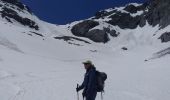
[79,66,97,97]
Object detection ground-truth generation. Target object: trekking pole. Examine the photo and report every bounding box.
[101,92,103,100]
[77,84,79,100]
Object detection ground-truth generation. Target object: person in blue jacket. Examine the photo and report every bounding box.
[76,60,97,100]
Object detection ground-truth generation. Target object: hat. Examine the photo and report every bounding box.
[82,60,93,65]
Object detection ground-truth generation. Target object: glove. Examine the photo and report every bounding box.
[76,86,81,92]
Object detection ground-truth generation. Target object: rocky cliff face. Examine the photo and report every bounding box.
[147,0,170,28]
[0,0,39,30]
[71,0,170,43]
[71,3,148,43]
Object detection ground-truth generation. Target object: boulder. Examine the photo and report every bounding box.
[159,32,170,42]
[86,29,109,43]
[122,47,128,50]
[71,20,99,37]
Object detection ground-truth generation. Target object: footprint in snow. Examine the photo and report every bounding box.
[0,70,15,80]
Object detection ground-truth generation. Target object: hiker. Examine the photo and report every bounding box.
[76,60,97,100]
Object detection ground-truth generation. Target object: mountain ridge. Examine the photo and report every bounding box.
[70,0,170,43]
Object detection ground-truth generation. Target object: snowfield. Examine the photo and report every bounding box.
[0,7,170,100]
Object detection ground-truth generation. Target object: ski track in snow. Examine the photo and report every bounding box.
[0,70,16,81]
[0,70,22,100]
[1,52,170,100]
[0,36,24,53]
[8,87,26,100]
[0,66,77,100]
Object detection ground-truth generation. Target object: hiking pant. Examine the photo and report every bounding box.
[85,91,97,100]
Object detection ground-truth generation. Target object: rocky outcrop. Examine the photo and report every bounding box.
[103,28,118,37]
[1,0,32,13]
[94,10,116,19]
[106,0,170,29]
[0,7,39,30]
[124,3,147,13]
[147,0,170,28]
[153,47,170,59]
[107,12,144,29]
[0,0,39,30]
[71,0,170,43]
[96,3,148,29]
[159,32,170,43]
[71,3,148,43]
[54,36,91,46]
[54,36,91,44]
[71,20,119,43]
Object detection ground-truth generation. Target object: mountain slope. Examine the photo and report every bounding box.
[70,0,170,43]
[0,0,170,100]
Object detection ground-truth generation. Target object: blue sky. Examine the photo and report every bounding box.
[21,0,145,24]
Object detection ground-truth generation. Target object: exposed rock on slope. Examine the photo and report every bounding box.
[147,0,170,28]
[0,0,39,30]
[71,0,170,43]
[71,3,148,43]
[159,32,170,43]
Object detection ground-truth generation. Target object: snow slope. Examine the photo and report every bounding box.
[0,1,170,100]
